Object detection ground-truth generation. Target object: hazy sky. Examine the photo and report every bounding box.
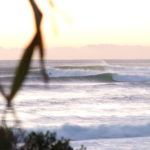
[0,0,150,59]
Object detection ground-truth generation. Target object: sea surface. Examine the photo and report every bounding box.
[0,59,150,149]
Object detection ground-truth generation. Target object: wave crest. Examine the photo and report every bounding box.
[55,123,150,140]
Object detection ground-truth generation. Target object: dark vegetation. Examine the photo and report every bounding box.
[0,126,86,150]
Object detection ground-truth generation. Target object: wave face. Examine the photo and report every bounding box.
[2,72,150,83]
[40,60,150,82]
[49,73,114,82]
[48,73,150,82]
[1,60,150,83]
[1,62,150,83]
[45,64,150,82]
[112,74,150,82]
[55,123,150,140]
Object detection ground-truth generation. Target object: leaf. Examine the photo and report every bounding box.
[0,85,8,101]
[30,0,49,82]
[50,8,59,36]
[49,0,72,36]
[29,0,42,30]
[0,0,49,104]
[49,0,55,8]
[55,6,72,24]
[8,34,37,101]
[49,0,72,24]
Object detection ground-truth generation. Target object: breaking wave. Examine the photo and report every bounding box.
[1,63,150,83]
[1,72,150,83]
[54,123,150,140]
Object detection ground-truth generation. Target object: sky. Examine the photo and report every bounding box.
[0,0,150,59]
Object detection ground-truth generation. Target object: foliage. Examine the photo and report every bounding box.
[0,0,48,108]
[24,131,73,150]
[0,126,18,150]
[0,126,86,150]
[0,0,71,107]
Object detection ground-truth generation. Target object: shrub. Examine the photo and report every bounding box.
[0,126,86,150]
[0,126,16,150]
[24,131,73,150]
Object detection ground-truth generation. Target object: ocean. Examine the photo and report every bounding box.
[0,59,150,150]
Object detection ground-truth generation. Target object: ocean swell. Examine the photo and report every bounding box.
[112,74,150,82]
[51,73,114,82]
[1,66,150,83]
[54,123,150,140]
[2,72,150,83]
